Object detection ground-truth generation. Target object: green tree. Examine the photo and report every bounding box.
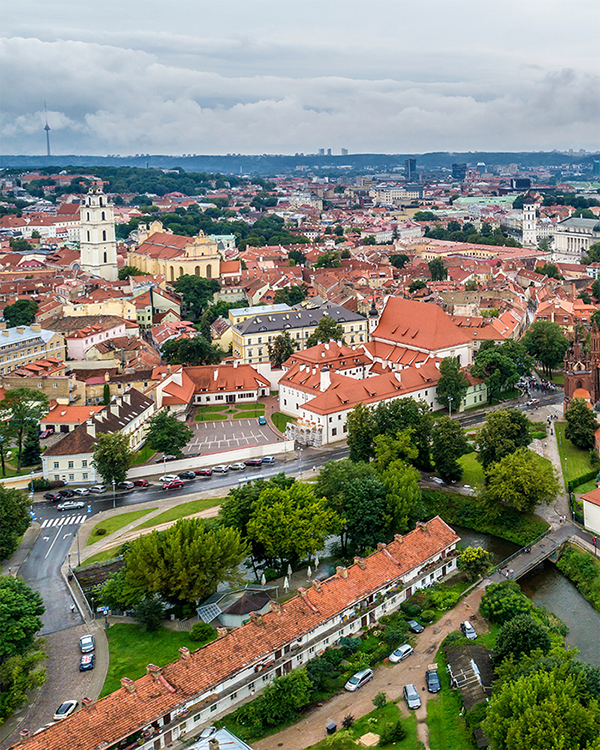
[475,408,532,470]
[408,279,427,294]
[413,211,437,221]
[3,299,38,328]
[535,262,562,280]
[346,403,375,463]
[342,474,388,553]
[436,357,469,412]
[592,279,600,300]
[377,458,422,535]
[305,315,345,348]
[493,613,551,666]
[172,275,220,320]
[288,248,307,265]
[585,241,600,264]
[428,257,447,281]
[0,487,32,561]
[522,320,570,377]
[432,416,469,483]
[161,336,221,365]
[457,547,493,580]
[389,253,409,269]
[145,410,193,459]
[247,482,342,566]
[373,398,433,470]
[0,420,15,478]
[479,581,531,624]
[124,517,248,605]
[578,291,592,304]
[133,596,165,632]
[481,448,560,515]
[118,265,144,280]
[99,568,146,611]
[483,667,600,750]
[92,431,133,487]
[268,331,295,367]
[314,249,342,268]
[8,237,31,252]
[464,278,478,291]
[372,430,418,472]
[250,669,312,728]
[273,284,308,306]
[103,382,110,405]
[0,389,49,471]
[565,397,598,450]
[471,343,520,403]
[20,428,40,467]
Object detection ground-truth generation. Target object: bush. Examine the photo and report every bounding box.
[190,621,216,644]
[133,597,165,632]
[372,691,387,709]
[379,720,407,745]
[479,581,531,624]
[428,588,461,611]
[382,628,403,647]
[94,528,107,537]
[31,478,52,491]
[342,714,354,729]
[306,656,337,691]
[263,567,282,582]
[339,637,361,654]
[420,609,435,623]
[401,603,422,616]
[442,631,463,649]
[322,648,344,667]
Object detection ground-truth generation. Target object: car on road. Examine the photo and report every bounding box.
[389,644,414,663]
[133,479,150,487]
[426,664,441,693]
[460,620,477,640]
[58,488,76,498]
[199,727,217,739]
[178,471,196,480]
[73,487,89,496]
[406,619,424,634]
[79,653,95,671]
[79,634,95,653]
[258,416,267,425]
[57,500,86,511]
[43,492,62,502]
[229,463,245,471]
[212,465,229,473]
[117,481,134,490]
[53,700,78,721]
[431,477,445,485]
[89,485,106,494]
[159,474,178,483]
[195,468,213,477]
[39,428,54,439]
[34,723,55,735]
[244,458,263,467]
[163,479,184,490]
[344,668,374,692]
[262,455,275,463]
[403,683,421,710]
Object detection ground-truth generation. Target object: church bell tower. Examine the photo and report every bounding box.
[79,184,118,281]
[521,194,537,248]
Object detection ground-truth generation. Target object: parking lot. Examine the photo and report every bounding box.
[186,418,282,454]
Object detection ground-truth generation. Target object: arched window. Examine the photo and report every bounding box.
[99,197,103,207]
[86,212,90,221]
[102,230,107,241]
[206,264,212,279]
[87,231,90,241]
[103,252,107,264]
[179,267,184,277]
[170,267,175,282]
[195,266,200,276]
[101,211,105,221]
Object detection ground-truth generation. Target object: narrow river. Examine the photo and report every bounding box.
[453,525,600,666]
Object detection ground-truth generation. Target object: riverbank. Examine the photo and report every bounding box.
[556,542,600,614]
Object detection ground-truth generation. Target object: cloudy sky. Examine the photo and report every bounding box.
[1,0,598,156]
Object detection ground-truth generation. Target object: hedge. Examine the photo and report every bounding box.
[567,470,598,492]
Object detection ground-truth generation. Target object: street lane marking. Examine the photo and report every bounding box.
[41,515,86,529]
[44,530,61,559]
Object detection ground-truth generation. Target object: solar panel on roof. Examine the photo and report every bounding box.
[197,603,222,623]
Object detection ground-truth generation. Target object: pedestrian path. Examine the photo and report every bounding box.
[40,514,87,528]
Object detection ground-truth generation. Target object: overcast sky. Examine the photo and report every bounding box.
[1,0,599,156]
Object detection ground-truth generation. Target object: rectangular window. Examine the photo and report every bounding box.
[332,428,337,436]
[210,704,217,712]
[53,461,59,469]
[69,474,74,481]
[68,461,74,469]
[230,692,237,700]
[82,460,87,468]
[193,714,200,723]
[82,473,88,480]
[54,474,60,481]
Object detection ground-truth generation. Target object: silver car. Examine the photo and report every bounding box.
[389,643,414,663]
[344,668,373,692]
[212,465,229,473]
[403,683,421,710]
[460,620,477,640]
[79,634,95,653]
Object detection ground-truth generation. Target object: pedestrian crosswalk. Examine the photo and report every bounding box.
[40,515,87,528]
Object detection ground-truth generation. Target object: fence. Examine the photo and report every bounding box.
[567,470,598,493]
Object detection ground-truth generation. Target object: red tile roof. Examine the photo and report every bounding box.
[185,364,269,393]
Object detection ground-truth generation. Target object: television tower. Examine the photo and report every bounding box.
[43,102,51,157]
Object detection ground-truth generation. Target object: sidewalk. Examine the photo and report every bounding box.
[1,523,41,576]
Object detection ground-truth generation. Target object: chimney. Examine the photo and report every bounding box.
[217,627,227,638]
[208,738,220,750]
[146,663,161,676]
[179,647,191,660]
[120,677,136,693]
[354,557,366,570]
[0,322,5,330]
[31,323,42,332]
[214,368,218,381]
[82,697,94,710]
[313,580,322,592]
[269,602,282,615]
[336,566,348,579]
[123,392,131,405]
[86,419,95,438]
[377,542,387,550]
[104,371,110,382]
[394,534,404,544]
[16,326,24,334]
[416,521,429,534]
[19,730,30,739]
[1,330,8,337]
[249,612,263,625]
[320,366,331,392]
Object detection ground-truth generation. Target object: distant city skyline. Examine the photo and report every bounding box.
[1,0,598,156]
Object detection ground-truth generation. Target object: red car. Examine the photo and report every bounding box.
[163,479,184,490]
[133,479,149,487]
[195,468,213,477]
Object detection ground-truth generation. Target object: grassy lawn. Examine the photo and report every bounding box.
[272,411,296,433]
[86,508,157,546]
[457,452,485,488]
[135,497,224,529]
[556,422,595,487]
[427,651,476,750]
[101,624,201,697]
[233,409,264,419]
[80,547,123,566]
[195,405,230,412]
[130,444,156,466]
[235,403,265,411]
[195,413,229,421]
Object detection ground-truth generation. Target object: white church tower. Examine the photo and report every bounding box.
[521,194,537,248]
[79,184,118,281]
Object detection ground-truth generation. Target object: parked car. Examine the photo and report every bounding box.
[389,644,414,663]
[53,700,78,721]
[79,653,95,671]
[199,727,217,739]
[212,465,229,473]
[33,723,55,735]
[344,668,374,692]
[73,488,89,496]
[195,468,213,477]
[163,479,184,490]
[262,455,275,463]
[89,485,106,494]
[43,492,62,502]
[117,481,134,490]
[403,683,421,710]
[39,428,54,439]
[178,471,196,480]
[79,634,95,653]
[460,620,477,640]
[133,479,149,487]
[244,458,263,467]
[228,463,245,471]
[406,619,424,634]
[258,416,267,425]
[159,474,178,483]
[425,665,441,693]
[58,489,75,498]
[57,500,86,511]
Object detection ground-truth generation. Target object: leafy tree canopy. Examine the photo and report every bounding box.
[535,262,562,280]
[432,415,469,483]
[3,299,38,328]
[173,275,220,320]
[493,613,551,666]
[408,279,427,294]
[268,330,295,368]
[0,389,49,471]
[389,253,409,269]
[436,356,469,411]
[313,249,342,269]
[145,410,193,458]
[475,408,532,470]
[273,284,308,306]
[161,336,221,366]
[565,397,598,451]
[118,265,144,280]
[428,257,448,281]
[522,320,570,377]
[305,315,345,348]
[92,431,133,486]
[457,546,493,581]
[0,576,44,662]
[0,487,31,561]
[479,581,531,624]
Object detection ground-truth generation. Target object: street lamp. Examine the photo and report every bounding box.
[112,478,116,509]
[448,396,453,419]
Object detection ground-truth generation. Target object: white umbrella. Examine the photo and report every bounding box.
[314,555,320,568]
[307,565,312,578]
[287,563,292,576]
[260,573,266,585]
[283,576,289,590]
